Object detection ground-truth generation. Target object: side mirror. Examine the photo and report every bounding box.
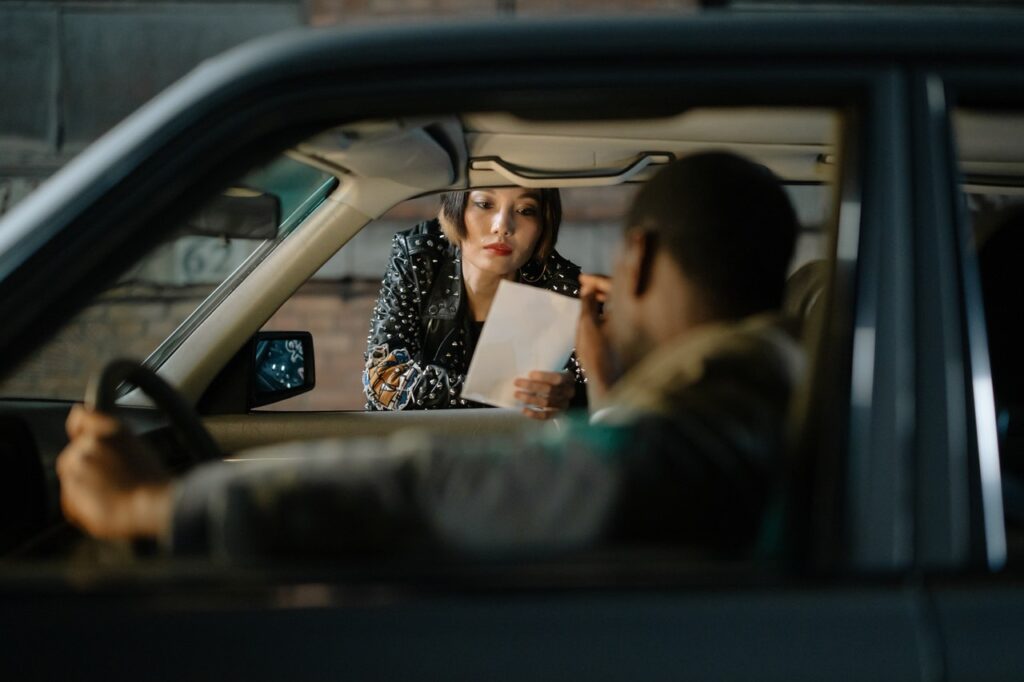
[196,330,316,414]
[250,331,316,408]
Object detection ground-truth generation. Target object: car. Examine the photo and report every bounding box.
[2,9,1024,680]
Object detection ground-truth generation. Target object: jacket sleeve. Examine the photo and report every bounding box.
[565,352,589,409]
[166,421,623,558]
[363,234,466,410]
[165,337,795,559]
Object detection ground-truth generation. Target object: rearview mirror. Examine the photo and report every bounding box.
[186,188,280,240]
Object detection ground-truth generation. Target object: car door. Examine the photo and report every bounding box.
[3,15,1007,679]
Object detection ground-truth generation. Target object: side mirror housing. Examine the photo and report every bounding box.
[250,331,316,408]
[197,331,316,414]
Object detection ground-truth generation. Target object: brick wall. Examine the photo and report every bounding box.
[0,279,375,410]
[0,187,632,409]
[261,281,379,411]
[0,287,214,401]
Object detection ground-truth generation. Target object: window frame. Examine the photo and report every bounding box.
[0,32,919,576]
[139,172,338,378]
[929,67,1024,573]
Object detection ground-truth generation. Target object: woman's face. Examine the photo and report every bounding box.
[459,188,543,280]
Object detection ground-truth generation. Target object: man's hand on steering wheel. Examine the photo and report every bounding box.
[56,405,173,540]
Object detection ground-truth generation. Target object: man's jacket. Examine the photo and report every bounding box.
[169,314,804,559]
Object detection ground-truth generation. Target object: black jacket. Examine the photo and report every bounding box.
[363,219,586,410]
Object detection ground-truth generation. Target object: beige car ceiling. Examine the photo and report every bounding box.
[297,107,839,203]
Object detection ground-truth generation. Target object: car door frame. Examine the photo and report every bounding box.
[917,64,1024,682]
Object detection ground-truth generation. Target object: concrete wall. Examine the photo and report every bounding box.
[306,0,697,25]
[0,1,305,213]
[0,0,705,214]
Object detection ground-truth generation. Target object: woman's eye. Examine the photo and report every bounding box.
[517,206,538,216]
[473,201,492,209]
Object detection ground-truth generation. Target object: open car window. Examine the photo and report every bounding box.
[257,108,839,412]
[0,103,852,571]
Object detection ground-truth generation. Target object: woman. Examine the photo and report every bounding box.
[363,187,586,419]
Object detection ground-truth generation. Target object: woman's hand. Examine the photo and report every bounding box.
[514,370,576,420]
[56,405,173,540]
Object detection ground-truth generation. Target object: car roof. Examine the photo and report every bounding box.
[1,11,1023,374]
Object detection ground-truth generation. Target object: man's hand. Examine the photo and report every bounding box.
[576,273,618,405]
[514,370,576,421]
[56,405,173,540]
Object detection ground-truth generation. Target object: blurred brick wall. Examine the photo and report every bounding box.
[0,287,214,401]
[0,188,632,409]
[261,281,379,411]
[0,278,376,410]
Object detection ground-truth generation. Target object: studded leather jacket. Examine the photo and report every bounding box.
[363,219,586,411]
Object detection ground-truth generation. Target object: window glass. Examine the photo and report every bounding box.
[0,156,335,400]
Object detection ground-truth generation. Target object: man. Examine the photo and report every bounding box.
[57,151,803,558]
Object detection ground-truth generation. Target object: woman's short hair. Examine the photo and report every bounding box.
[438,188,562,263]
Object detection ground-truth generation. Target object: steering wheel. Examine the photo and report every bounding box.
[85,359,223,465]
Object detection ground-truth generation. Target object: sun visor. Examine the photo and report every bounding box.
[335,128,455,186]
[297,119,463,188]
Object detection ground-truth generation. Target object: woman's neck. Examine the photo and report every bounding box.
[462,259,514,321]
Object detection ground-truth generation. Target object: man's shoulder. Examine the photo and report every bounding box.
[606,314,805,421]
[681,314,805,401]
[706,315,804,382]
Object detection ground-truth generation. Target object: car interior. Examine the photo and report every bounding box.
[0,103,856,569]
[1,102,1020,574]
[0,105,848,569]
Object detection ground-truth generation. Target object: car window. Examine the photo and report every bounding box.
[0,98,856,580]
[258,185,638,411]
[0,156,335,401]
[259,140,835,411]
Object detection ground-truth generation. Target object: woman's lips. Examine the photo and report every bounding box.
[484,243,513,256]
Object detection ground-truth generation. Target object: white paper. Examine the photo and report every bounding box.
[461,279,581,409]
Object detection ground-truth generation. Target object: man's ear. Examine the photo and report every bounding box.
[623,230,657,297]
